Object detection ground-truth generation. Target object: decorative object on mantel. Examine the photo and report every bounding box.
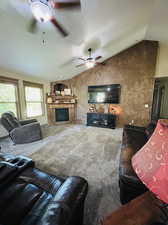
[47,96,53,104]
[47,82,76,104]
[46,93,77,104]
[64,89,71,96]
[70,99,76,103]
[54,83,68,95]
[56,91,61,96]
[61,91,65,96]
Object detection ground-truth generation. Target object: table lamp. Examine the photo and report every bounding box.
[132,119,168,204]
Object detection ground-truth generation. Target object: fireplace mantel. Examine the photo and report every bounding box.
[47,103,76,125]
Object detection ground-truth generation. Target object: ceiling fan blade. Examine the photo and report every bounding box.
[96,62,106,66]
[28,18,38,33]
[95,56,102,61]
[50,18,68,37]
[52,1,80,9]
[78,57,85,61]
[76,63,85,68]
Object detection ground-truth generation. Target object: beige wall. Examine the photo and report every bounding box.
[0,69,50,137]
[58,41,158,127]
[155,42,168,78]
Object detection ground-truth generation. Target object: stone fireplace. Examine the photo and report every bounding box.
[55,108,69,122]
[47,82,77,125]
[47,103,76,125]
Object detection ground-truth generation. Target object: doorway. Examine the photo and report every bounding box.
[151,77,168,121]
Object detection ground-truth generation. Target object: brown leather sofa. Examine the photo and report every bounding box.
[101,122,168,225]
[0,153,88,225]
[119,123,156,204]
[101,191,168,225]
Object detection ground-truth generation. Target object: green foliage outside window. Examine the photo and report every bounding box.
[0,83,17,116]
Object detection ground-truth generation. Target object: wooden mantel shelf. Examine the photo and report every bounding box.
[48,103,76,108]
[47,103,76,105]
[52,95,75,100]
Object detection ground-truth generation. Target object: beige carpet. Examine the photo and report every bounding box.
[0,124,122,225]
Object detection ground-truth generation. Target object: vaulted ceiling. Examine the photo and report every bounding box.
[0,0,168,81]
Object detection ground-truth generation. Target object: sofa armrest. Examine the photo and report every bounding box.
[101,191,167,225]
[0,153,34,167]
[36,176,88,225]
[19,119,38,125]
[54,176,88,208]
[10,122,42,144]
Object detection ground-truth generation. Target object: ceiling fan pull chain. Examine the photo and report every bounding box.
[42,31,46,44]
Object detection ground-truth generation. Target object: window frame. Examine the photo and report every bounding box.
[23,81,45,118]
[0,76,20,118]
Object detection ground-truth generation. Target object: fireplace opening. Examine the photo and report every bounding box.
[55,108,69,122]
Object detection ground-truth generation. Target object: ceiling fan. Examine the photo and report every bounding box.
[76,48,103,68]
[26,0,81,37]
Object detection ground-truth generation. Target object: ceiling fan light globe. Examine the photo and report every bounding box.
[86,61,95,69]
[30,2,52,23]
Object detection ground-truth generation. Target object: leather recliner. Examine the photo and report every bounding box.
[119,122,156,204]
[1,111,42,144]
[0,153,88,225]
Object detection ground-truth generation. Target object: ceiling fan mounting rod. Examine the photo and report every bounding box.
[88,48,92,58]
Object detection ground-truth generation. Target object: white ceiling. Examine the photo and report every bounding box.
[0,0,167,81]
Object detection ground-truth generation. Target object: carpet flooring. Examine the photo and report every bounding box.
[0,124,122,225]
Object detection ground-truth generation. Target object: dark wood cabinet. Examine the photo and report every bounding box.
[87,113,116,129]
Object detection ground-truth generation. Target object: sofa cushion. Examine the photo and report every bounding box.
[119,147,140,182]
[120,126,148,180]
[20,167,65,195]
[0,180,48,225]
[119,125,148,204]
[122,126,147,152]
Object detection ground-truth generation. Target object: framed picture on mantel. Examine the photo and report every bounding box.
[64,89,71,96]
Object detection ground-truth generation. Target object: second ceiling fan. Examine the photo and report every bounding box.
[27,0,81,37]
[76,48,103,68]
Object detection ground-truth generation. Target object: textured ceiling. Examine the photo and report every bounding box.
[0,0,167,81]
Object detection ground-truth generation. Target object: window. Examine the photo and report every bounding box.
[0,77,19,117]
[24,81,44,118]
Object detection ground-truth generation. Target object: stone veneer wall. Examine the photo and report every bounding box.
[54,41,158,127]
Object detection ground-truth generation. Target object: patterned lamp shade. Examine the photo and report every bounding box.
[132,119,168,204]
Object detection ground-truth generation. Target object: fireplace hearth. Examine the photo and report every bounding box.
[55,108,69,122]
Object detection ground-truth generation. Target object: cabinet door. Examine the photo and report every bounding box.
[99,113,108,121]
[108,114,116,127]
[87,113,98,124]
